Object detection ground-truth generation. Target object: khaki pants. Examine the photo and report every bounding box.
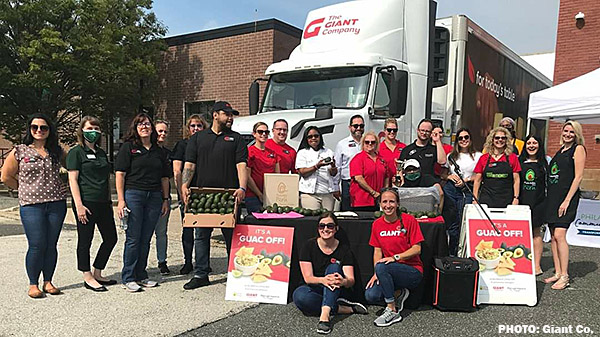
[300,193,336,211]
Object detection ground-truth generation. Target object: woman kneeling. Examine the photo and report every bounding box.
[293,212,367,334]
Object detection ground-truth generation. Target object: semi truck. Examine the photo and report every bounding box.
[233,0,552,150]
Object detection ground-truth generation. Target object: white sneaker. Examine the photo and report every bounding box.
[137,279,158,288]
[373,307,402,327]
[123,282,142,292]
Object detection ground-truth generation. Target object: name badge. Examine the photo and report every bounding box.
[86,154,97,159]
[24,157,36,163]
[224,136,234,142]
[348,143,356,147]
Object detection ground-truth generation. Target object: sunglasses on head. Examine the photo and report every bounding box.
[307,134,320,139]
[458,135,470,141]
[386,128,398,133]
[351,124,365,129]
[256,129,270,136]
[318,223,336,230]
[494,136,507,141]
[30,125,49,132]
[364,140,377,145]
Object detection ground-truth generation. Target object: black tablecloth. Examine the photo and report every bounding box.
[241,212,448,308]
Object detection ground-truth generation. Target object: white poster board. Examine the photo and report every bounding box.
[566,199,600,248]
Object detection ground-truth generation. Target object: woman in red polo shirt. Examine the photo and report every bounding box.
[379,118,406,174]
[246,122,280,213]
[349,131,394,211]
[365,189,424,327]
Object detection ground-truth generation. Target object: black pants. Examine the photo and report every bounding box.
[180,205,194,265]
[73,201,117,272]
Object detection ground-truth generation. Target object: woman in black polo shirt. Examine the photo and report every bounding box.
[115,113,171,293]
[67,116,117,292]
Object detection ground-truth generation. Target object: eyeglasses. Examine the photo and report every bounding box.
[30,125,49,132]
[386,128,398,133]
[189,124,203,129]
[458,135,470,141]
[307,134,320,139]
[137,122,152,128]
[418,129,432,134]
[351,124,365,129]
[273,127,288,133]
[494,136,507,141]
[318,223,336,230]
[364,140,377,145]
[256,129,270,136]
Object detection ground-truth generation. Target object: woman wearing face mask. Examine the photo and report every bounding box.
[365,189,424,327]
[1,114,67,298]
[246,122,280,213]
[544,121,586,290]
[472,127,521,208]
[66,116,117,292]
[296,126,338,211]
[171,115,208,275]
[518,135,547,276]
[350,131,394,211]
[443,128,482,255]
[293,212,367,334]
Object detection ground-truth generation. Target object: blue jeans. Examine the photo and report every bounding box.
[365,263,423,304]
[443,182,472,256]
[154,203,171,263]
[20,200,67,285]
[122,189,162,283]
[193,227,233,278]
[244,196,262,214]
[341,180,351,211]
[293,263,346,315]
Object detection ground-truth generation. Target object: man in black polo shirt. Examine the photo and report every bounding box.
[399,119,447,177]
[181,101,248,289]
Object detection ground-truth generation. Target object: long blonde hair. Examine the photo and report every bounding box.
[560,120,585,146]
[361,131,380,153]
[183,114,208,139]
[483,127,513,156]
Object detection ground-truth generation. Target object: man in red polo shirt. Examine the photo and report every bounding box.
[265,119,297,174]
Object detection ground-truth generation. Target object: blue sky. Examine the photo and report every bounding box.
[152,0,559,55]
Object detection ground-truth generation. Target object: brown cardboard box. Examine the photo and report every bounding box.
[263,173,299,207]
[183,187,238,228]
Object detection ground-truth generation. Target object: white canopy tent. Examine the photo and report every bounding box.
[529,67,600,124]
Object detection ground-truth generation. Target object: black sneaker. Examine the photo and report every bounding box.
[183,277,210,290]
[337,298,368,314]
[179,263,193,275]
[158,262,170,275]
[316,321,332,334]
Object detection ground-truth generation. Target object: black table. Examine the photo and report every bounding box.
[241,212,448,308]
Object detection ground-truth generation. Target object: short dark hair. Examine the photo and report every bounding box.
[349,114,364,126]
[124,113,158,146]
[417,118,433,129]
[318,211,338,226]
[298,126,324,151]
[273,119,288,128]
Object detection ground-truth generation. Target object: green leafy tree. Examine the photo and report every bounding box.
[0,0,166,144]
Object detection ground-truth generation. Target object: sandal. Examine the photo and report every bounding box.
[544,273,560,284]
[551,275,570,290]
[535,269,543,276]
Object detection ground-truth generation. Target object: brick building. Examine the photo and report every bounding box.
[550,0,600,190]
[154,19,301,149]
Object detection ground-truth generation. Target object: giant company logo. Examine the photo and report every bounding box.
[303,15,360,39]
[467,55,516,102]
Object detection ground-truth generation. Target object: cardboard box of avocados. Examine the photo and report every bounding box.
[183,187,238,228]
[262,173,299,208]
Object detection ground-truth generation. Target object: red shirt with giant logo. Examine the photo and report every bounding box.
[247,145,279,197]
[379,140,406,174]
[349,151,394,207]
[265,138,297,174]
[369,214,425,273]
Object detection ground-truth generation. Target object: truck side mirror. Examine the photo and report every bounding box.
[389,70,408,117]
[315,105,333,120]
[249,81,260,115]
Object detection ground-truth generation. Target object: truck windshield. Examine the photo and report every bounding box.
[262,67,371,112]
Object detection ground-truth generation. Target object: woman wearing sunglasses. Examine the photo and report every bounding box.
[172,114,208,275]
[246,122,280,213]
[379,118,406,174]
[1,114,67,298]
[365,189,424,327]
[296,126,338,211]
[518,135,547,276]
[349,131,394,211]
[293,212,367,334]
[472,127,521,208]
[443,128,482,255]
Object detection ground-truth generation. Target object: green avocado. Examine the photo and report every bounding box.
[211,208,218,214]
[399,207,408,213]
[374,211,383,218]
[293,207,301,213]
[219,207,226,214]
[226,207,234,214]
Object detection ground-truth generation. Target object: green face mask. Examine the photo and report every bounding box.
[83,130,100,143]
[405,172,421,181]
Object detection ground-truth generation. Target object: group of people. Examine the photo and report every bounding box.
[0,103,587,331]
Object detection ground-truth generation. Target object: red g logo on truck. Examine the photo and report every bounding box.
[303,18,325,39]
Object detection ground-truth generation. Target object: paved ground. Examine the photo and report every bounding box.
[1,194,598,337]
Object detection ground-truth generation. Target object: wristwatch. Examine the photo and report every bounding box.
[393,254,401,261]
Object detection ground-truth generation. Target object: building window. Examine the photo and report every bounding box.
[185,100,215,124]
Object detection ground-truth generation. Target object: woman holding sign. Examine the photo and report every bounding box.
[365,189,424,327]
[293,212,367,334]
[518,135,547,276]
[545,121,586,290]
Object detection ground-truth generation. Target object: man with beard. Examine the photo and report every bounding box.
[265,119,296,174]
[334,115,364,211]
[181,101,248,289]
[399,119,447,177]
